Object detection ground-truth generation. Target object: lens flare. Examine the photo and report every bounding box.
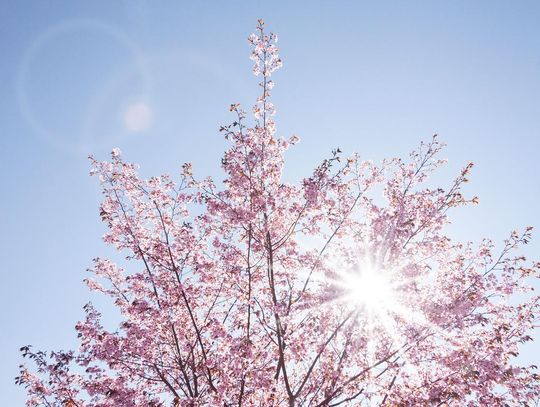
[339,264,396,314]
[343,266,394,311]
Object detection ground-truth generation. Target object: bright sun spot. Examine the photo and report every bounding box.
[123,102,153,132]
[341,265,395,312]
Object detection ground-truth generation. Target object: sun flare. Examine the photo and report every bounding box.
[333,260,399,316]
[344,267,394,310]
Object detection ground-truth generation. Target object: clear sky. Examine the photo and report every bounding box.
[1,1,539,404]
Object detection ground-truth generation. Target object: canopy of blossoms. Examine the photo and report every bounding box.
[17,20,540,407]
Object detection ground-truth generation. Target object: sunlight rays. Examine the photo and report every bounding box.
[331,256,399,316]
[342,265,395,312]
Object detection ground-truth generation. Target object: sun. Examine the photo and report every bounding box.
[345,267,394,309]
[335,261,398,314]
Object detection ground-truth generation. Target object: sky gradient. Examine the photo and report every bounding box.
[1,1,540,404]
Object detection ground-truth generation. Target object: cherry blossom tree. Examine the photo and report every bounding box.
[17,20,540,406]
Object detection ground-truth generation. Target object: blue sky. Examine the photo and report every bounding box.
[1,1,539,404]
